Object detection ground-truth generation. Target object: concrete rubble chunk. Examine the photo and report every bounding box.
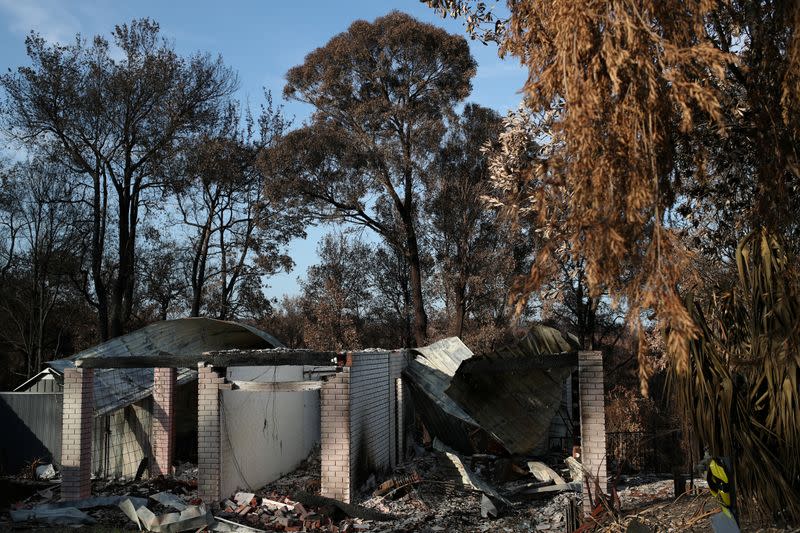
[234,492,256,506]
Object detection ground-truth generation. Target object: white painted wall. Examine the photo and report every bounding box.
[220,366,320,497]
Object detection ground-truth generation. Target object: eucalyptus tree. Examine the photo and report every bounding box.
[176,95,304,321]
[1,19,237,338]
[277,11,476,345]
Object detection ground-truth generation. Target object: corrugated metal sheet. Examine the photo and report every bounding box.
[47,317,282,416]
[446,325,580,454]
[404,326,580,455]
[0,392,63,473]
[404,338,482,453]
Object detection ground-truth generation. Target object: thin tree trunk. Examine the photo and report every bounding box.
[403,220,428,346]
[110,189,130,338]
[451,283,466,338]
[92,170,109,340]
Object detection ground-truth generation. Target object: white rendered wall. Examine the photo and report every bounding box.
[220,366,320,497]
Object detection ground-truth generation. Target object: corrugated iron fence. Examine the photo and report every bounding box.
[0,390,152,479]
[0,392,63,475]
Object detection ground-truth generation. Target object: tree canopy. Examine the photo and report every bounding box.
[277,11,477,346]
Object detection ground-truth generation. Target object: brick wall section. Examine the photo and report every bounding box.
[579,350,608,515]
[198,364,230,503]
[350,354,391,491]
[321,351,410,503]
[61,368,94,500]
[151,367,176,477]
[320,367,351,502]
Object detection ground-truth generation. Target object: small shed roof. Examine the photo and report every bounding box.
[47,317,282,416]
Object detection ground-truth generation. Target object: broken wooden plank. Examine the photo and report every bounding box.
[230,380,323,392]
[73,348,342,369]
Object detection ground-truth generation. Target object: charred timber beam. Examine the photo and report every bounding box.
[73,349,345,369]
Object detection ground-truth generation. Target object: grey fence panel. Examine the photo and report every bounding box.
[0,392,63,475]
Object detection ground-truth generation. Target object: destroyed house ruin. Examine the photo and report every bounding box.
[53,321,606,515]
[0,318,302,479]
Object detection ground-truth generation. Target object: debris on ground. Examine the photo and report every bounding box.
[34,463,57,481]
[6,445,796,532]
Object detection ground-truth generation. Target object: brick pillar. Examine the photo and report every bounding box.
[61,367,94,501]
[320,367,350,502]
[151,367,176,477]
[198,363,228,503]
[579,350,608,516]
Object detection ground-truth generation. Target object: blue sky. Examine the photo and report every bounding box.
[0,0,527,300]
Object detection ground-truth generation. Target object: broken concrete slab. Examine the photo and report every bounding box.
[35,464,57,480]
[233,492,256,506]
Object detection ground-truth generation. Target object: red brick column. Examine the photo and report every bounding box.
[320,367,350,502]
[151,367,176,477]
[579,350,608,515]
[61,367,94,500]
[198,363,229,503]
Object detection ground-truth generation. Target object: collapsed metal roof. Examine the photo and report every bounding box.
[404,338,482,453]
[47,317,282,416]
[405,325,580,455]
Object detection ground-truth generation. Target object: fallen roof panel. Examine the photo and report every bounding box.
[403,338,483,453]
[445,325,580,454]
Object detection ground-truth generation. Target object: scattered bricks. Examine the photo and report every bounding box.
[61,367,93,501]
[578,350,608,517]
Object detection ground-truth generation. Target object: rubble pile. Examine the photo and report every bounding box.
[215,490,392,532]
[2,447,587,532]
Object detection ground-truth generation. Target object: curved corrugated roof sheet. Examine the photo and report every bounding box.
[48,318,283,416]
